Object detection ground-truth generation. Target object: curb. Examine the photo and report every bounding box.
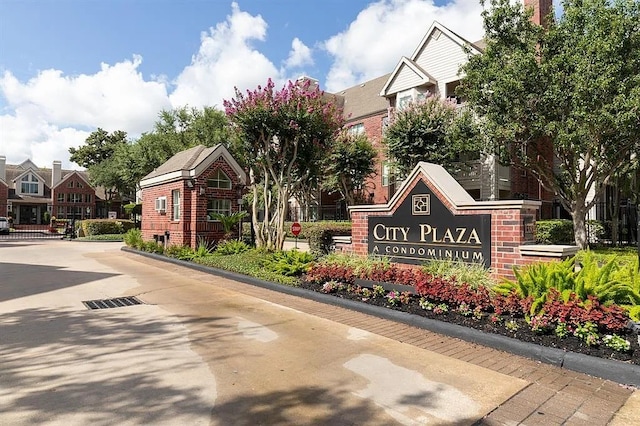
[122,247,640,387]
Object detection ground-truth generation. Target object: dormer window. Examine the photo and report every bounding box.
[20,175,39,194]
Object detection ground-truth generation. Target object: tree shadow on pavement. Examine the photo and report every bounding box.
[0,262,118,302]
[0,306,226,425]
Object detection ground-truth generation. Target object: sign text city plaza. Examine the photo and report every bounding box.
[367,181,491,267]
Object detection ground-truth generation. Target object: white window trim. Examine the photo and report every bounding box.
[172,190,180,221]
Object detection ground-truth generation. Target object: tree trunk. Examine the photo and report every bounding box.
[572,206,588,250]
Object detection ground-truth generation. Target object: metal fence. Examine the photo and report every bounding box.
[586,201,639,247]
[0,221,74,240]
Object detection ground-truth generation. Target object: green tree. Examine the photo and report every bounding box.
[69,128,127,168]
[322,130,377,208]
[458,0,640,249]
[383,96,482,177]
[224,78,344,250]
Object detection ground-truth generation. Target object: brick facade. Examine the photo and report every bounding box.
[141,156,243,248]
[51,173,97,220]
[0,181,7,217]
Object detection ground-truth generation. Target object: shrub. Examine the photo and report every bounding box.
[586,220,605,245]
[536,219,574,244]
[77,234,124,242]
[165,245,195,260]
[141,240,164,254]
[263,250,316,276]
[215,240,250,255]
[305,222,352,256]
[192,238,215,259]
[82,219,136,236]
[124,228,143,249]
[194,249,299,286]
[421,259,497,289]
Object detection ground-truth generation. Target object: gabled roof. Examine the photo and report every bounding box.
[379,57,435,96]
[12,168,47,187]
[380,21,483,98]
[336,73,391,121]
[140,144,246,188]
[410,21,482,62]
[53,170,93,190]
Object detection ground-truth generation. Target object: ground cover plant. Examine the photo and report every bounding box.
[123,230,639,365]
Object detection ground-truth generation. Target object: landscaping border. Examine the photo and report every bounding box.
[121,246,640,387]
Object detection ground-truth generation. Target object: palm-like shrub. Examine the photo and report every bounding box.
[209,211,248,240]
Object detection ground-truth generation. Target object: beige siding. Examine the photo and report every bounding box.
[414,34,469,98]
[386,64,424,95]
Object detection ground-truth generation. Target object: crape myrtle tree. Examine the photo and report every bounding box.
[383,96,483,178]
[322,130,377,208]
[458,0,640,249]
[224,78,344,250]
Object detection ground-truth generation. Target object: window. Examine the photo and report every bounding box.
[57,193,64,203]
[67,181,74,188]
[67,193,82,203]
[348,123,365,135]
[20,175,39,194]
[172,190,180,221]
[207,169,232,189]
[382,162,395,187]
[397,95,412,110]
[155,197,167,213]
[207,199,231,219]
[76,181,83,188]
[85,194,92,203]
[57,206,65,218]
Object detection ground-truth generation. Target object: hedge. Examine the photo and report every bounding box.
[536,219,605,245]
[81,219,136,236]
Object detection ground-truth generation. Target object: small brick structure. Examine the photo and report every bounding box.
[140,144,246,248]
[347,162,577,280]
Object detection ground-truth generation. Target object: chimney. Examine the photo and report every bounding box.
[0,156,5,183]
[52,161,62,187]
[524,0,553,27]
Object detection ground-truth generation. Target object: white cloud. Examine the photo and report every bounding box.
[322,0,484,92]
[284,38,314,69]
[0,0,488,168]
[0,56,170,168]
[169,2,280,109]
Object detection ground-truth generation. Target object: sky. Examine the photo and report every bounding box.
[0,0,492,169]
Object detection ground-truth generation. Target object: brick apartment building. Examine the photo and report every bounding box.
[299,0,555,220]
[0,156,121,224]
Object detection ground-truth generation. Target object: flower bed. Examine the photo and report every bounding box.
[303,262,640,365]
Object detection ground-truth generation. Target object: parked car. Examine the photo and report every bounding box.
[0,217,10,234]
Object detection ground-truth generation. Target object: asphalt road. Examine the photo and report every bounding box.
[0,240,533,425]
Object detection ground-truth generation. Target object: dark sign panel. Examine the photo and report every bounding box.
[368,180,491,267]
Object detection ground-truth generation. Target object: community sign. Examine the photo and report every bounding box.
[368,180,491,267]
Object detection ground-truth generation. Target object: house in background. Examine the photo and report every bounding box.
[0,155,121,224]
[139,144,246,247]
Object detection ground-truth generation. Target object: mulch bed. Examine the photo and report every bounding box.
[299,280,640,365]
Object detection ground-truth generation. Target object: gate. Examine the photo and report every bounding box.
[0,221,72,240]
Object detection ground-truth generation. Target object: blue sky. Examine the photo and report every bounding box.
[1,0,491,168]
